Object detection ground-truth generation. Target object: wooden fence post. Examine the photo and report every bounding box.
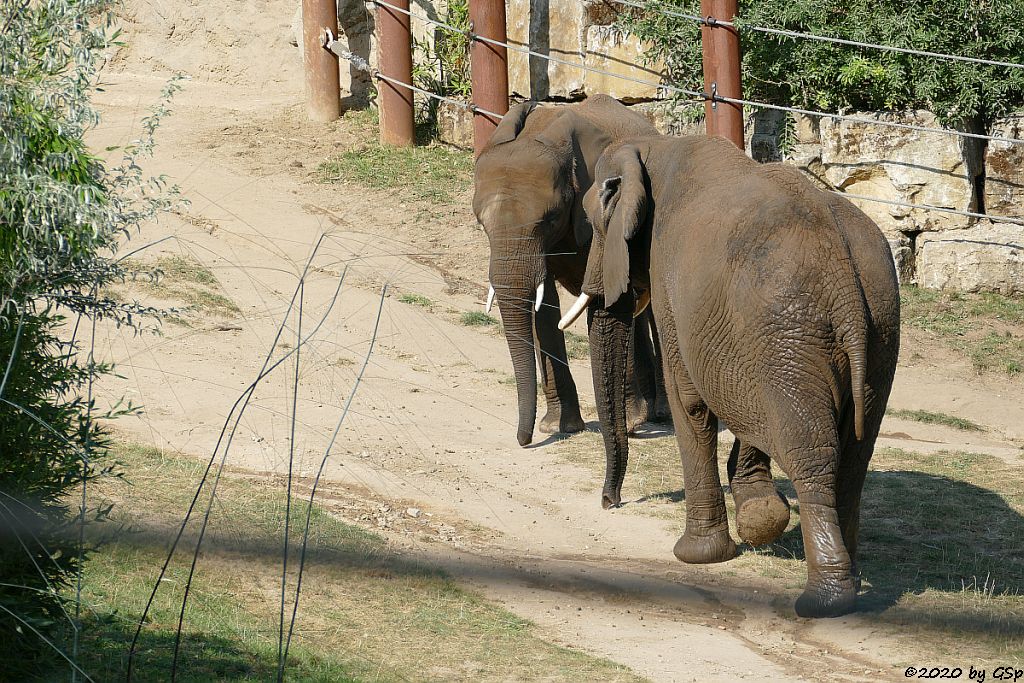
[468,0,509,156]
[302,0,342,122]
[378,0,415,146]
[700,0,744,149]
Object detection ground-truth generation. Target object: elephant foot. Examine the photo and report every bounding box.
[794,574,857,618]
[539,407,585,435]
[601,486,622,509]
[734,491,791,546]
[651,394,672,424]
[626,397,650,434]
[673,530,737,564]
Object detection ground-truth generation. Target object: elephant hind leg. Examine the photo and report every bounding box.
[781,440,857,618]
[836,380,887,591]
[727,441,790,547]
[664,363,735,564]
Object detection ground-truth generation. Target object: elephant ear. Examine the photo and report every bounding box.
[600,146,647,308]
[486,101,538,147]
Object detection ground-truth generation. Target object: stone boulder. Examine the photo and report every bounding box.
[819,111,978,238]
[582,26,666,102]
[506,0,588,99]
[984,112,1024,220]
[916,220,1024,295]
[506,0,662,101]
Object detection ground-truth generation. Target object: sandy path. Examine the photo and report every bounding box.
[84,21,1024,681]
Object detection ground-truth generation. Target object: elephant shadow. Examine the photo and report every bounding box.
[639,464,1024,635]
[758,470,1024,634]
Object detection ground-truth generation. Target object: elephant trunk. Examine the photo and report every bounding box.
[589,293,633,508]
[497,284,539,446]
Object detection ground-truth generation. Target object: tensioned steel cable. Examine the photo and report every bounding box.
[612,0,1024,71]
[323,22,1024,228]
[368,0,1024,147]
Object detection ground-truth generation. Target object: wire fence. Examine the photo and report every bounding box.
[351,0,1024,227]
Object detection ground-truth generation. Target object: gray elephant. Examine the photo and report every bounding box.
[473,95,668,508]
[560,134,900,617]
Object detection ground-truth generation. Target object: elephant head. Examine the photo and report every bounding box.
[559,143,652,326]
[473,101,615,446]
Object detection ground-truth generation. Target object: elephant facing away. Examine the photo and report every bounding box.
[473,95,668,508]
[562,135,900,617]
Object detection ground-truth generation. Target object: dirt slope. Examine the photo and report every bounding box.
[84,4,1024,681]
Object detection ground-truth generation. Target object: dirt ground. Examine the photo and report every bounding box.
[83,2,1024,680]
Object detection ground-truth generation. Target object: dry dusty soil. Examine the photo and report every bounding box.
[82,1,1024,680]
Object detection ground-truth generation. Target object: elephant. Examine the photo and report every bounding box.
[473,94,669,508]
[560,134,900,617]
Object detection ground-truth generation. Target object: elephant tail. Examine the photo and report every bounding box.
[826,208,869,441]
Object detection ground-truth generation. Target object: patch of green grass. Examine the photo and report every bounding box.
[460,311,498,327]
[887,408,985,432]
[318,140,473,205]
[398,293,434,308]
[564,331,590,360]
[71,442,640,682]
[900,285,1024,375]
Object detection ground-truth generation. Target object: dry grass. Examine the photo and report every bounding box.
[887,408,985,432]
[901,285,1024,375]
[119,254,241,322]
[72,442,641,682]
[553,432,1024,664]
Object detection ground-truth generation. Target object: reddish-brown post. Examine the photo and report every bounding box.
[302,0,341,122]
[700,0,744,149]
[468,0,509,156]
[378,0,415,146]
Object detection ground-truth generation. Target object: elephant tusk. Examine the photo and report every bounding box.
[558,293,591,330]
[633,289,651,318]
[485,284,495,313]
[534,282,545,312]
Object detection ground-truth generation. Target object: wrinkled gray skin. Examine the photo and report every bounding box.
[578,135,900,618]
[473,95,668,508]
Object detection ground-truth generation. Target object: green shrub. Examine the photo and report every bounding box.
[619,0,1024,130]
[0,1,177,677]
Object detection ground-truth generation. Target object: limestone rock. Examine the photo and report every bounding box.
[819,111,976,238]
[506,0,588,98]
[985,112,1024,220]
[582,26,665,102]
[916,220,1024,294]
[435,101,475,148]
[631,100,703,137]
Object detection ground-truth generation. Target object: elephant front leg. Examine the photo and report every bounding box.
[727,441,791,546]
[666,369,736,564]
[535,275,585,435]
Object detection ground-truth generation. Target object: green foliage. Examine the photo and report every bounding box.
[460,311,498,327]
[0,0,178,676]
[412,0,472,100]
[619,0,1024,129]
[398,293,434,308]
